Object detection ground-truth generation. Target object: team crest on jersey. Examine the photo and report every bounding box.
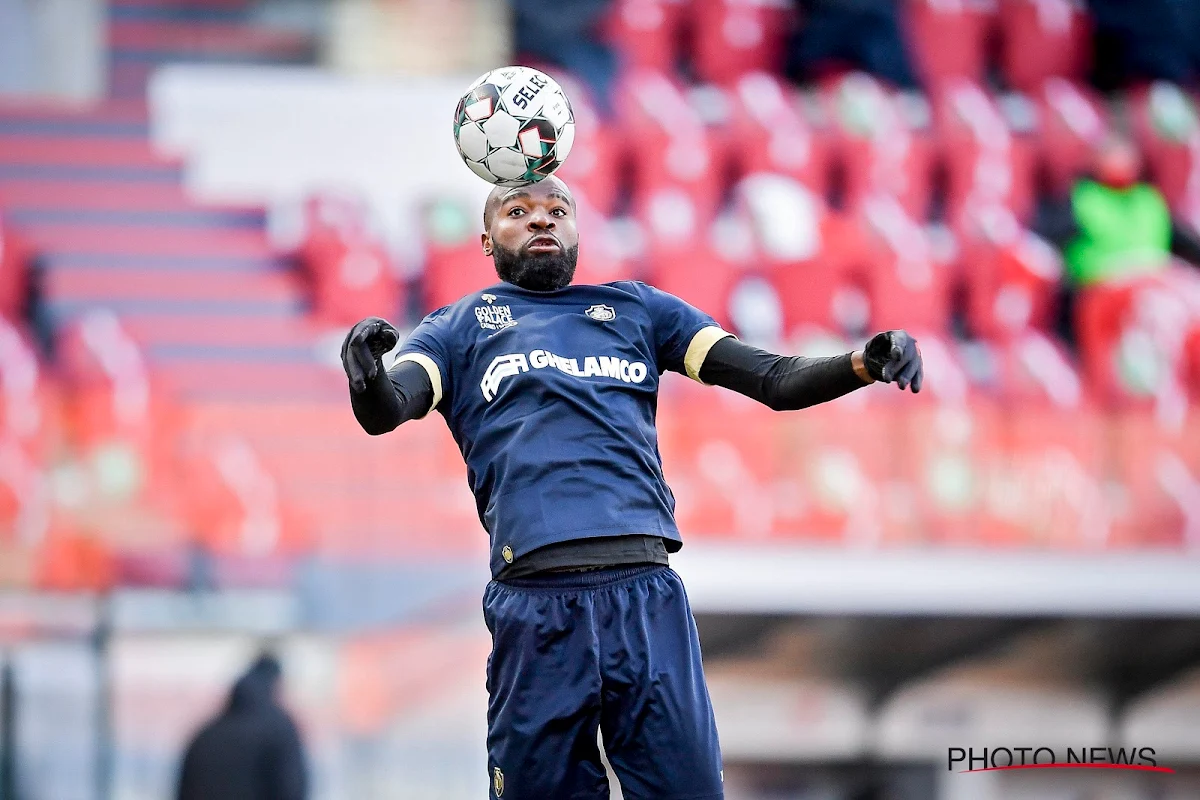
[493,767,504,797]
[585,304,616,322]
[476,303,517,331]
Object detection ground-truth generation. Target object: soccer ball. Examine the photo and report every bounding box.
[453,66,575,187]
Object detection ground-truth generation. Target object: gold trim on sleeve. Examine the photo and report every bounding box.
[684,326,734,383]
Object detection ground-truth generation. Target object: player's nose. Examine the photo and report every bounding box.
[526,208,554,229]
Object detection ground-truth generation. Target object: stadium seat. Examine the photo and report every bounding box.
[861,196,953,335]
[176,431,308,560]
[420,198,497,313]
[1107,411,1198,548]
[935,80,1038,224]
[1072,269,1200,410]
[1128,82,1200,213]
[56,310,157,446]
[646,213,749,332]
[905,0,996,91]
[0,435,49,547]
[1035,78,1109,198]
[297,194,403,325]
[818,73,934,219]
[605,0,688,73]
[571,195,638,286]
[957,204,1062,340]
[617,70,726,227]
[726,72,829,194]
[974,330,1085,408]
[997,0,1090,93]
[690,0,793,87]
[732,173,869,336]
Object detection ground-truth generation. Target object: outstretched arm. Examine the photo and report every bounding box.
[343,317,436,434]
[697,330,923,410]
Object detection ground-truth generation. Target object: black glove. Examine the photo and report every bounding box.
[341,317,400,393]
[863,330,923,392]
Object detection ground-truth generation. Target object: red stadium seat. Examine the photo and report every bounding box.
[0,318,50,455]
[1035,78,1109,198]
[818,73,934,218]
[571,194,638,286]
[690,0,793,87]
[420,200,497,313]
[645,214,748,331]
[1107,411,1199,548]
[997,0,1090,93]
[605,0,688,73]
[936,81,1038,224]
[1073,268,1200,410]
[617,69,726,227]
[957,205,1062,340]
[861,196,953,335]
[905,0,996,91]
[297,194,403,325]
[177,431,309,559]
[726,72,829,194]
[985,330,1085,408]
[1128,82,1200,213]
[736,176,869,336]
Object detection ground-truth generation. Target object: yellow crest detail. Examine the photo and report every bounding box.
[493,766,504,797]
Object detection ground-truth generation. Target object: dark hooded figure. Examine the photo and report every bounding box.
[176,655,307,800]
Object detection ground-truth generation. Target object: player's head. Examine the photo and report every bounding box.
[482,176,579,291]
[1093,134,1141,189]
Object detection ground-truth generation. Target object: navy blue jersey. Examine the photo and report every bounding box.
[393,280,731,578]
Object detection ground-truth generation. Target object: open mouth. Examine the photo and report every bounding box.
[526,235,561,252]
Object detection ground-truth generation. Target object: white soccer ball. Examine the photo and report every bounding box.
[453,66,576,187]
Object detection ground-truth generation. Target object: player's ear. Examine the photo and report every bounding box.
[481,232,492,257]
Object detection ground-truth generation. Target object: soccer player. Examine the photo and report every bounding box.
[342,176,923,800]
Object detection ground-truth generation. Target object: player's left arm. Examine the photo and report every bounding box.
[694,329,923,411]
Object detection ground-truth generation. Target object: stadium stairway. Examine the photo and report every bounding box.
[0,5,482,577]
[107,0,316,99]
[0,98,483,572]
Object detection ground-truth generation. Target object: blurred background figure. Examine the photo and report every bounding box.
[177,654,307,800]
[1036,133,1200,411]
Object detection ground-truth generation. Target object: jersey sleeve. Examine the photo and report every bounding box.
[634,282,733,382]
[391,308,452,412]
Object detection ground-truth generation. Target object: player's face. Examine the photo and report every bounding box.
[483,181,579,291]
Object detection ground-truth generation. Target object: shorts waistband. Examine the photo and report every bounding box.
[496,563,665,591]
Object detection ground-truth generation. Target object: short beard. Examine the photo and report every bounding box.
[492,242,578,292]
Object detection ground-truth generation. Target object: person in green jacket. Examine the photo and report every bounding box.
[1037,135,1200,286]
[1034,135,1200,403]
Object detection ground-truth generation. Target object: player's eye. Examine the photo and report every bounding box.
[508,208,524,217]
[551,207,567,216]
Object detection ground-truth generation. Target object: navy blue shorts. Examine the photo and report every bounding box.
[483,564,723,800]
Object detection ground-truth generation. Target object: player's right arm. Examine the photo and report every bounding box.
[341,317,436,435]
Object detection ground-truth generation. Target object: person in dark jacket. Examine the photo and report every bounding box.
[176,654,307,800]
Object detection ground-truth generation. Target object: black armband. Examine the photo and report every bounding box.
[698,336,868,411]
[350,359,435,435]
